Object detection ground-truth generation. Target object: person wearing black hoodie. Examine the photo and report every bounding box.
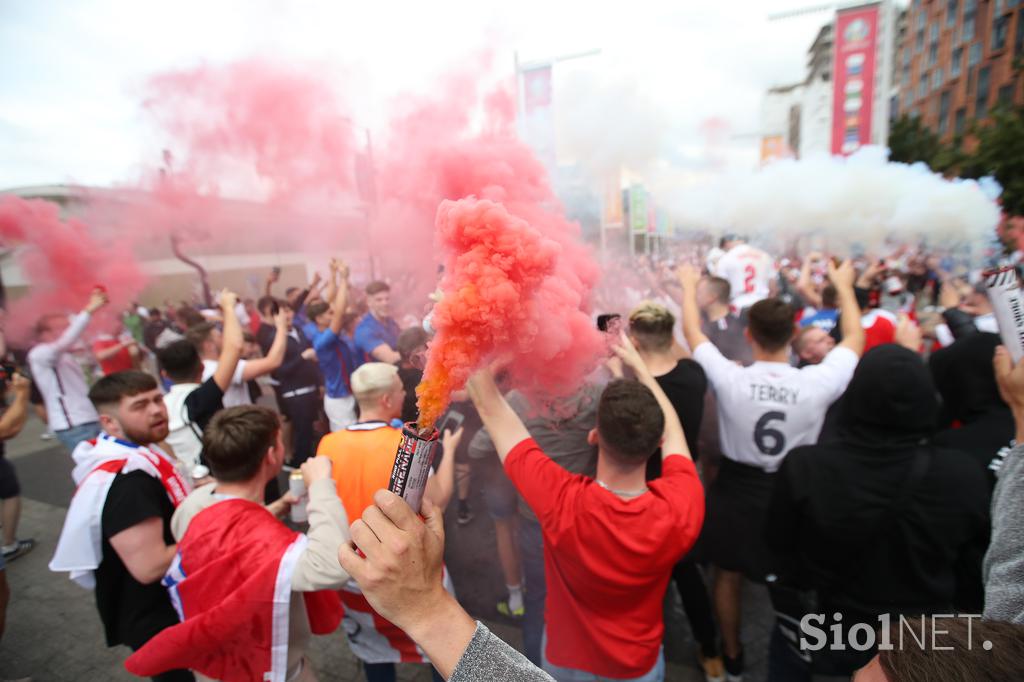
[764,345,991,681]
[929,332,1015,486]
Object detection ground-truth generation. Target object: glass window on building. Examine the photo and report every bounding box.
[929,43,939,66]
[993,14,1010,50]
[917,8,927,30]
[917,29,925,51]
[919,78,929,100]
[963,16,976,42]
[977,65,991,117]
[939,91,952,135]
[952,46,964,76]
[930,24,940,42]
[955,107,967,135]
[969,42,983,66]
[999,84,1015,107]
[1017,11,1024,53]
[948,0,960,26]
[933,68,944,89]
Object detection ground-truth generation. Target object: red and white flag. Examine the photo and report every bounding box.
[125,498,343,682]
[49,433,189,588]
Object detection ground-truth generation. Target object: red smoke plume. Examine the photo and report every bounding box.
[0,195,146,342]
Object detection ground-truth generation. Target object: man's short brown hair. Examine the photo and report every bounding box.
[89,371,158,411]
[365,281,390,297]
[628,302,675,352]
[185,322,217,349]
[306,300,330,323]
[878,618,1024,681]
[747,298,796,353]
[596,380,664,466]
[396,327,429,361]
[202,405,281,483]
[703,277,731,305]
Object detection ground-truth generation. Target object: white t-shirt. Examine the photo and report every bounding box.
[713,244,776,311]
[693,342,858,473]
[163,383,203,470]
[201,359,251,408]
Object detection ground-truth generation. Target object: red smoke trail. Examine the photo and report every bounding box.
[141,59,358,205]
[0,195,147,343]
[416,198,559,428]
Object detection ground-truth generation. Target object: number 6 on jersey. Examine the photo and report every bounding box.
[754,411,787,456]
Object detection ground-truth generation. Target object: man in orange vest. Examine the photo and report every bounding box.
[317,362,460,682]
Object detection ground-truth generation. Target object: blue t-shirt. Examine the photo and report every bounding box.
[800,309,839,332]
[354,314,400,361]
[312,328,361,398]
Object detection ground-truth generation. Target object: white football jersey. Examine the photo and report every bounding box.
[693,342,858,473]
[713,244,775,310]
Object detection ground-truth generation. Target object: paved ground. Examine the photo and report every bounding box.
[0,416,774,681]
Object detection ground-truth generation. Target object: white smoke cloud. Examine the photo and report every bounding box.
[660,146,1001,252]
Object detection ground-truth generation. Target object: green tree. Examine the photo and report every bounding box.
[888,114,949,168]
[961,105,1024,216]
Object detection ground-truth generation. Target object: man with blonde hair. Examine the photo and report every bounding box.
[625,301,721,678]
[316,362,460,682]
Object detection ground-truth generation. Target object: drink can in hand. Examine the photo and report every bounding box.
[289,470,308,524]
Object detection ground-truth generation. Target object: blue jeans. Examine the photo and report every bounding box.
[519,516,546,667]
[55,421,100,454]
[542,631,665,682]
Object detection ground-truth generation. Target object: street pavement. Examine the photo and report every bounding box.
[0,416,773,681]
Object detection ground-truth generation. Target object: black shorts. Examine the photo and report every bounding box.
[702,458,775,581]
[0,457,21,499]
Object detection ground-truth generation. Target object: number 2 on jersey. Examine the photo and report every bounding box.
[743,264,756,293]
[754,411,787,456]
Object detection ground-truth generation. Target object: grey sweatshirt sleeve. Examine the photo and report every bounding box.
[291,478,351,592]
[983,443,1024,624]
[449,622,554,682]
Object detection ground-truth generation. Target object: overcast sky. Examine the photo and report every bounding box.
[0,0,880,190]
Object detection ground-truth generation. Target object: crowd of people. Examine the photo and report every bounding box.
[0,233,1023,682]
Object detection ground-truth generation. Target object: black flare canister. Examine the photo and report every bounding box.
[387,422,439,514]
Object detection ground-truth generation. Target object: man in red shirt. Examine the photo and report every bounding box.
[466,337,705,681]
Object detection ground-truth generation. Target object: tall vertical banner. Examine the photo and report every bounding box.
[521,64,556,168]
[831,4,879,156]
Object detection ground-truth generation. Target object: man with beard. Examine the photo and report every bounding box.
[50,371,193,682]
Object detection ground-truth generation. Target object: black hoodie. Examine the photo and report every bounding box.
[766,345,991,615]
[930,332,1014,487]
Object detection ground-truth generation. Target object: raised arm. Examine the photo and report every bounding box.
[45,289,108,358]
[324,259,340,307]
[796,253,824,309]
[307,271,325,304]
[329,261,350,336]
[676,264,710,352]
[466,369,531,463]
[339,491,481,681]
[264,269,278,298]
[829,260,865,357]
[212,290,244,391]
[241,310,288,381]
[611,333,690,460]
[424,426,463,511]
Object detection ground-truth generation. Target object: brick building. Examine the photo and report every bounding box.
[897,0,1024,143]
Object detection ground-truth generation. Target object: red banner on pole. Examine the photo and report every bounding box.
[831,4,879,156]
